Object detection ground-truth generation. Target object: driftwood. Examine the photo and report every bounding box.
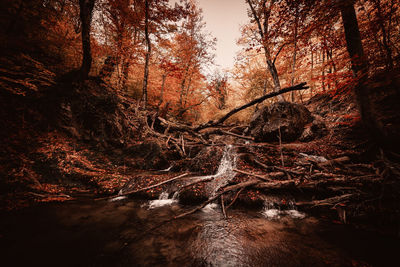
[195,82,309,130]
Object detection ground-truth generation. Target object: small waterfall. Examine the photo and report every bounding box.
[148,191,178,209]
[206,145,237,196]
[262,200,305,219]
[147,145,237,209]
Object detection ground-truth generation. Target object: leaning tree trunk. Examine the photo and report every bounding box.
[142,0,151,108]
[79,0,95,80]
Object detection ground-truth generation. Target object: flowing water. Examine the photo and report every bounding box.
[1,199,399,267]
[1,146,399,266]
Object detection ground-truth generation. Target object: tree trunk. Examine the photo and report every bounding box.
[310,49,313,95]
[322,49,326,91]
[339,0,382,142]
[157,73,167,110]
[290,14,299,102]
[374,0,394,70]
[142,0,151,108]
[79,0,95,80]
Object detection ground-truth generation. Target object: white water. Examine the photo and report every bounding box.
[109,196,127,202]
[205,144,237,196]
[147,145,237,209]
[148,191,179,209]
[262,200,306,219]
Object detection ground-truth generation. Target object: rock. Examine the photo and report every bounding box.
[299,115,328,141]
[249,102,313,142]
[188,146,223,175]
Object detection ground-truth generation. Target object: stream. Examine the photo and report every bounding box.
[1,146,399,266]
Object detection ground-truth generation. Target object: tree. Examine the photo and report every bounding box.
[245,0,285,101]
[140,0,186,107]
[142,0,150,107]
[79,0,96,80]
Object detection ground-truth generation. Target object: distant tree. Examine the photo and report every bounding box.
[79,0,96,80]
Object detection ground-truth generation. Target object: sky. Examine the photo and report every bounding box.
[198,0,249,72]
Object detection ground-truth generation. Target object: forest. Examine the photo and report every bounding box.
[0,0,400,266]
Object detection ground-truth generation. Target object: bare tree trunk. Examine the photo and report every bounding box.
[322,49,326,91]
[121,58,130,89]
[157,73,167,110]
[310,49,314,96]
[290,14,299,102]
[142,0,151,108]
[79,0,95,80]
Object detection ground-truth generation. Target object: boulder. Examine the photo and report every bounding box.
[249,102,313,142]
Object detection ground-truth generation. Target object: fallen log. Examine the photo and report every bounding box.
[195,82,309,130]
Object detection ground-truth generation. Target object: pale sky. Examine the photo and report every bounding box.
[198,0,249,71]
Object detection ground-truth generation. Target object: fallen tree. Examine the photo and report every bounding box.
[194,82,309,130]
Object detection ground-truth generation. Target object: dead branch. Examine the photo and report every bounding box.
[233,168,285,181]
[255,180,297,190]
[225,187,244,210]
[220,130,254,141]
[296,194,354,207]
[117,173,189,197]
[195,82,309,130]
